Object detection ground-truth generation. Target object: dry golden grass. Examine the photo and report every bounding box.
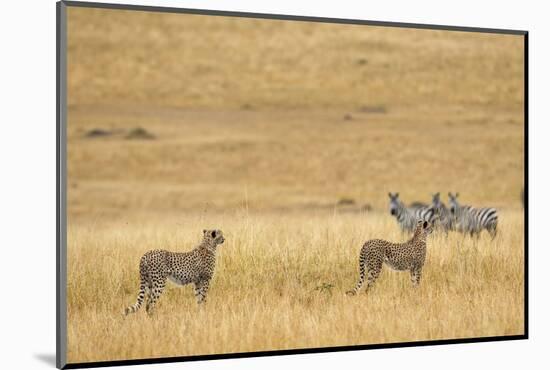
[67,210,524,363]
[67,8,523,110]
[67,106,524,216]
[65,6,525,365]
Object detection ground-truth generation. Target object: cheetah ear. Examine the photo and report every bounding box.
[203,229,207,235]
[388,192,392,198]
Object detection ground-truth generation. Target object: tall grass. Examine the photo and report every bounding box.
[67,210,524,363]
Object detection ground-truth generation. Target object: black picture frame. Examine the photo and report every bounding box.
[56,1,528,368]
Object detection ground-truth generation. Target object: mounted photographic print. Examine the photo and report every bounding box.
[56,1,528,368]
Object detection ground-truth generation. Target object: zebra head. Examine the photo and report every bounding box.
[432,192,441,208]
[431,192,446,216]
[388,192,402,216]
[448,192,460,215]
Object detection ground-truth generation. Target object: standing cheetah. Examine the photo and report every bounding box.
[124,229,225,315]
[346,219,433,296]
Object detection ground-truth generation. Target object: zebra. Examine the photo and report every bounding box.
[388,192,435,233]
[447,192,498,239]
[409,201,429,209]
[431,192,454,233]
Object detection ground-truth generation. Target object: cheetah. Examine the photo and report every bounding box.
[124,229,225,315]
[346,219,433,296]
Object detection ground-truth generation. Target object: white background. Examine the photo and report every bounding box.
[0,0,547,369]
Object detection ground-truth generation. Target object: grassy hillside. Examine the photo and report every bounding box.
[67,7,524,110]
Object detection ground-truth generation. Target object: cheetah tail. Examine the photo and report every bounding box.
[124,281,146,315]
[346,255,366,296]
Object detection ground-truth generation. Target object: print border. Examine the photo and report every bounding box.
[56,1,528,368]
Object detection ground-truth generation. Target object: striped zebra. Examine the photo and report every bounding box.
[409,201,429,209]
[431,192,454,233]
[388,192,435,233]
[448,192,498,239]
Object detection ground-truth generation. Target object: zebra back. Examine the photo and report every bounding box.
[455,205,498,236]
[390,196,435,232]
[431,193,454,232]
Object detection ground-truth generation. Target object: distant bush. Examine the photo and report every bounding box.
[358,105,387,114]
[85,128,112,138]
[125,127,156,140]
[337,198,356,206]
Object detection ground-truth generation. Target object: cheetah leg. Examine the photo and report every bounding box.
[144,284,153,312]
[144,272,153,312]
[194,279,210,304]
[365,261,382,294]
[124,279,147,315]
[346,253,367,296]
[410,267,422,287]
[146,275,166,315]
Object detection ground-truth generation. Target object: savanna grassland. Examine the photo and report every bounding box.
[66,7,525,364]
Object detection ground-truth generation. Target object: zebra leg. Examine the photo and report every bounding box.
[194,279,211,304]
[346,252,367,296]
[488,224,498,240]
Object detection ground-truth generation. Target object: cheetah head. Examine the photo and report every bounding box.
[416,219,433,236]
[203,229,225,246]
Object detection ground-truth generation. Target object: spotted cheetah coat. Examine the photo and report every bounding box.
[125,229,225,315]
[347,220,432,295]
